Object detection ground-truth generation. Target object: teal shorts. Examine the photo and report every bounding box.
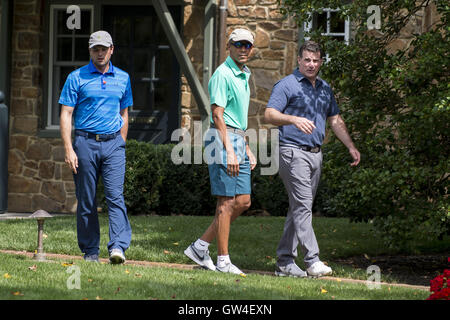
[204,129,251,197]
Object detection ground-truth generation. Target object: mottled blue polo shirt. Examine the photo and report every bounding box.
[59,60,133,134]
[267,68,339,147]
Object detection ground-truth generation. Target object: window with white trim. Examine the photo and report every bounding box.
[46,5,93,129]
[303,8,350,60]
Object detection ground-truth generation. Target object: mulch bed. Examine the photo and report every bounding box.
[334,254,449,287]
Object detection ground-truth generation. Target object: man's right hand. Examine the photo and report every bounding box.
[60,105,78,174]
[264,108,315,135]
[292,116,316,135]
[226,149,239,177]
[65,147,78,174]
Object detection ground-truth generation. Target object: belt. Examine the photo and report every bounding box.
[300,145,321,153]
[281,144,321,153]
[75,130,120,142]
[210,123,246,137]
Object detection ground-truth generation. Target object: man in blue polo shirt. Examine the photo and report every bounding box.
[59,30,133,264]
[265,41,360,278]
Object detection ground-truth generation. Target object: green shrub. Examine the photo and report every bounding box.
[98,141,290,217]
[251,166,288,216]
[158,157,216,216]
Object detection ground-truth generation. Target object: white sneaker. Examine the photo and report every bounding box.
[307,261,332,277]
[184,243,216,271]
[109,248,126,264]
[275,263,307,278]
[216,262,246,276]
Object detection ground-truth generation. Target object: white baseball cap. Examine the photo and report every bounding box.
[228,28,254,45]
[89,30,113,48]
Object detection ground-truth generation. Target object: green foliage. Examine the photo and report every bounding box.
[158,151,217,216]
[122,140,169,212]
[251,166,289,216]
[279,0,450,248]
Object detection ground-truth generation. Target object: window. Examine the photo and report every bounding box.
[44,2,182,143]
[46,5,93,129]
[303,8,350,61]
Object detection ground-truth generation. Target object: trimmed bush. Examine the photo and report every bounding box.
[98,140,290,216]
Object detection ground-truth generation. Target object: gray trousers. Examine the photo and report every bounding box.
[277,146,322,268]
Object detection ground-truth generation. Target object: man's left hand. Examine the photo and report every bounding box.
[349,147,360,166]
[246,146,257,170]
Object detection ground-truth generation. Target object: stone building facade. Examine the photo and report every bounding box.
[185,0,299,133]
[0,0,442,214]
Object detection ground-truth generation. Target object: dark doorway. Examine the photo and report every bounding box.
[103,5,181,143]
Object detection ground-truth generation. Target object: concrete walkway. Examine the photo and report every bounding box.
[0,212,71,220]
[0,248,429,291]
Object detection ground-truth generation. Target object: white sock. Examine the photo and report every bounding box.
[194,239,210,251]
[217,255,231,267]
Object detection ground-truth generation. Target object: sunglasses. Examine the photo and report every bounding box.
[231,41,253,49]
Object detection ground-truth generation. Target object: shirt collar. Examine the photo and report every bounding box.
[225,56,250,77]
[88,60,115,75]
[293,68,323,87]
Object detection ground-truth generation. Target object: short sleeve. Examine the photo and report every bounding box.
[58,72,79,107]
[120,76,133,109]
[266,79,289,113]
[327,88,340,117]
[208,71,228,108]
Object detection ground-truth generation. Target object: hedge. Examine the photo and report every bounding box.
[98,140,291,217]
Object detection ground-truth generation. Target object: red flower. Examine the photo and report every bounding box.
[427,267,450,300]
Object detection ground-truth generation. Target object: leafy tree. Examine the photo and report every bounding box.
[279,0,449,249]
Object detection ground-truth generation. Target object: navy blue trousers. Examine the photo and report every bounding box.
[73,132,131,256]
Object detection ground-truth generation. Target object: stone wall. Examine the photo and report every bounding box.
[7,0,75,213]
[386,3,441,54]
[229,0,299,134]
[179,0,206,132]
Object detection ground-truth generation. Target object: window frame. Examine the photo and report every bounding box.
[45,4,94,131]
[302,8,350,62]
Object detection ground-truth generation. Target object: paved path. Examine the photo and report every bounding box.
[0,212,69,220]
[0,249,429,291]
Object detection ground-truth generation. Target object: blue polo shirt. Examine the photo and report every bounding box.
[267,68,339,147]
[59,60,133,134]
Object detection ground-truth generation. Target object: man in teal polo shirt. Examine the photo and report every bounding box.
[184,29,257,275]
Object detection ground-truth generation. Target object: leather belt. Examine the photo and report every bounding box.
[75,130,120,142]
[281,144,321,153]
[299,145,321,153]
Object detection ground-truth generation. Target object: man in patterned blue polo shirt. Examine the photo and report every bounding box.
[265,41,360,278]
[60,31,133,264]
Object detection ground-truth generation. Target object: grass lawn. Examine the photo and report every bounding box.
[0,252,427,300]
[0,215,447,300]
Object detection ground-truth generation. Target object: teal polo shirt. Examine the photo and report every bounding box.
[208,56,251,131]
[59,60,133,134]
